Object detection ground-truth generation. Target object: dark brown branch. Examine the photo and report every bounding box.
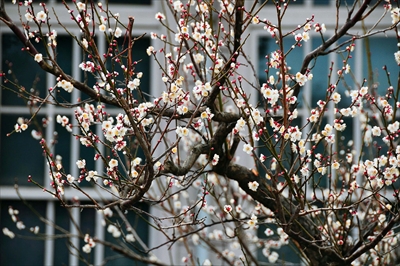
[204,0,244,108]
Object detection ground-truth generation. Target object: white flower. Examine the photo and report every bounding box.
[345,64,351,74]
[155,12,166,21]
[76,159,86,169]
[224,205,232,213]
[331,92,341,104]
[109,159,118,168]
[243,143,253,155]
[264,228,274,236]
[146,46,154,56]
[82,244,91,253]
[212,154,219,166]
[252,16,259,24]
[295,72,307,86]
[114,27,122,38]
[371,126,381,136]
[34,53,43,63]
[81,38,88,49]
[99,24,106,32]
[25,12,34,22]
[67,174,75,183]
[127,78,140,90]
[391,7,400,24]
[126,234,135,242]
[176,126,189,137]
[2,228,15,239]
[268,251,279,263]
[107,224,121,238]
[247,214,258,228]
[359,86,368,96]
[395,51,400,65]
[16,221,25,230]
[36,11,47,22]
[77,2,86,11]
[203,259,212,266]
[248,181,259,191]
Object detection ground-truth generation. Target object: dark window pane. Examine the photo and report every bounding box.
[55,35,73,103]
[314,0,331,5]
[53,204,71,265]
[54,117,72,175]
[0,200,46,266]
[0,114,44,186]
[362,37,398,94]
[258,36,305,107]
[104,203,149,265]
[257,223,302,264]
[311,36,330,106]
[1,33,47,106]
[79,207,96,266]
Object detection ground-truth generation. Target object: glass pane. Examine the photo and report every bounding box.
[53,204,71,265]
[0,200,46,266]
[257,223,302,264]
[258,36,305,107]
[336,36,356,109]
[314,0,331,5]
[311,36,331,106]
[362,37,398,94]
[79,207,96,266]
[0,114,45,186]
[82,36,150,108]
[54,116,72,175]
[1,33,47,106]
[54,35,73,103]
[104,203,149,265]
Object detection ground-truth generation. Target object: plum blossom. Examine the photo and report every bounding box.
[247,214,258,228]
[224,205,232,213]
[126,234,135,242]
[77,2,86,11]
[155,12,166,21]
[295,72,307,86]
[34,53,43,63]
[391,7,400,24]
[176,126,189,137]
[127,78,140,90]
[25,12,34,22]
[395,51,400,65]
[114,27,122,38]
[76,159,86,169]
[36,11,47,22]
[212,154,219,166]
[99,24,106,32]
[243,143,253,154]
[57,79,74,93]
[109,159,118,168]
[268,251,279,263]
[371,126,381,136]
[107,224,121,238]
[248,181,259,191]
[2,228,15,239]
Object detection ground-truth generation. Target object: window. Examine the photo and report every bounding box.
[0,28,151,265]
